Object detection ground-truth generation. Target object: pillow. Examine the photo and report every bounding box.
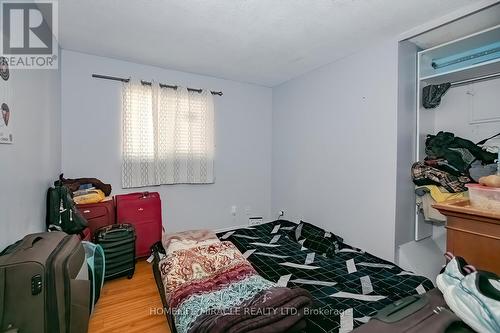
[294,220,343,243]
[302,235,338,257]
[162,229,220,254]
[291,221,344,256]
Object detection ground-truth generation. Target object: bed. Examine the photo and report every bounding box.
[152,220,434,333]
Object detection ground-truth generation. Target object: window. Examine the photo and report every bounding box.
[122,81,214,188]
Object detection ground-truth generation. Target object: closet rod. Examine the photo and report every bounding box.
[451,71,500,87]
[91,74,223,96]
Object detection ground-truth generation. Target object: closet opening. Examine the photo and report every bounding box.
[395,3,500,280]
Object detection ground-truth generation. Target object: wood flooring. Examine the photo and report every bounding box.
[88,260,171,333]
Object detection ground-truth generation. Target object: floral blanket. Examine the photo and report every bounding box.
[159,240,312,333]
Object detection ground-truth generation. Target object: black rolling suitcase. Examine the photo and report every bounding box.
[94,224,136,280]
[0,232,90,333]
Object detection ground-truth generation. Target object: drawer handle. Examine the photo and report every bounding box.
[83,210,91,214]
[138,208,144,212]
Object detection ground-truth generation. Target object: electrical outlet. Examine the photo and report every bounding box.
[231,205,237,216]
[249,216,263,226]
[245,206,251,215]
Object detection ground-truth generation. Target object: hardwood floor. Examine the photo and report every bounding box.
[89,260,171,333]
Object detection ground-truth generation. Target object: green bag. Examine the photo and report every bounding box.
[46,181,88,234]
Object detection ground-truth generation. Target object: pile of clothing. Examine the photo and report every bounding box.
[59,174,113,205]
[479,134,500,154]
[412,131,498,222]
[436,255,500,333]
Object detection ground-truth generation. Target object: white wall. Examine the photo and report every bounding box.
[0,67,61,250]
[433,78,500,142]
[395,40,419,249]
[272,39,399,261]
[61,50,272,233]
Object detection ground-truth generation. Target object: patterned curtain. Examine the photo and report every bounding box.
[122,81,214,188]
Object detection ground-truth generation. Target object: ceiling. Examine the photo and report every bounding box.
[59,0,480,86]
[410,3,500,49]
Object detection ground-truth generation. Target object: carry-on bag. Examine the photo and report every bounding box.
[115,192,162,258]
[352,288,473,332]
[77,199,115,237]
[0,232,90,333]
[94,224,136,280]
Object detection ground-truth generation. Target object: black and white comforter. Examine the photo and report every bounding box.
[215,220,434,333]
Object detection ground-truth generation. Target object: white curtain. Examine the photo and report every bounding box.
[122,80,214,188]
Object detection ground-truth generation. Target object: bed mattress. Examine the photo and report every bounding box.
[152,220,434,333]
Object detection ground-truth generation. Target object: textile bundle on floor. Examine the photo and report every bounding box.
[158,239,312,333]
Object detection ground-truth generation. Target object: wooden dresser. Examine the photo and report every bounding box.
[434,200,500,274]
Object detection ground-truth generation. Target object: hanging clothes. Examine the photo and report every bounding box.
[422,83,451,109]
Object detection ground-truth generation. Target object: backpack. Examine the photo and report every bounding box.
[46,180,88,234]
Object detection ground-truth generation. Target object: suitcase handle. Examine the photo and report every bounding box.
[374,295,428,323]
[20,236,44,250]
[104,228,128,234]
[99,225,134,235]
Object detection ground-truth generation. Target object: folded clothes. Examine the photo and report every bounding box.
[60,174,112,196]
[412,162,471,193]
[416,192,446,222]
[424,158,462,176]
[73,189,105,205]
[421,185,467,203]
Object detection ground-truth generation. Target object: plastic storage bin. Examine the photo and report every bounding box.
[466,184,500,212]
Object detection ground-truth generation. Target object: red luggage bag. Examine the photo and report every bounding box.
[77,199,115,238]
[115,192,162,258]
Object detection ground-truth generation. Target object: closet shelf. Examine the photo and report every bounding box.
[418,24,500,84]
[420,58,500,85]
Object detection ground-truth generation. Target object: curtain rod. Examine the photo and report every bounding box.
[91,74,223,96]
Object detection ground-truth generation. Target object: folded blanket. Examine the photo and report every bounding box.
[159,240,312,333]
[162,229,219,255]
[189,287,313,333]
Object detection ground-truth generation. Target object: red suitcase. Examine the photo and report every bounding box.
[79,227,92,241]
[77,199,116,238]
[115,192,162,258]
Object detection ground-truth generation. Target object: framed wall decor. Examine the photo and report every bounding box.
[0,56,13,144]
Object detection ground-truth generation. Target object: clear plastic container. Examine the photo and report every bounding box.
[466,184,500,212]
